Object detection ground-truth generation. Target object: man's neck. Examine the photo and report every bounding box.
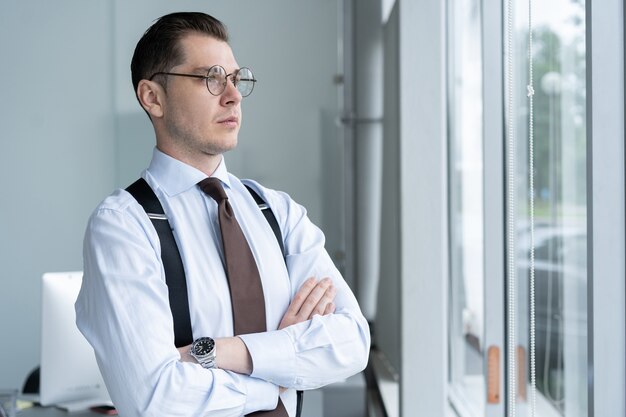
[156,145,223,177]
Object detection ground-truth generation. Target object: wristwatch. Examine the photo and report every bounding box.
[190,337,217,369]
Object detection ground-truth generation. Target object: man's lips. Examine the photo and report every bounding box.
[217,116,239,125]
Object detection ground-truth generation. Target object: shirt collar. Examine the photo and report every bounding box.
[146,148,232,196]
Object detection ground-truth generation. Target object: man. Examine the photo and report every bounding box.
[76,11,369,417]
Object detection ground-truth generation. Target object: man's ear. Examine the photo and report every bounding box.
[137,80,165,119]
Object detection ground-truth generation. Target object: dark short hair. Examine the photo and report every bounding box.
[131,12,229,96]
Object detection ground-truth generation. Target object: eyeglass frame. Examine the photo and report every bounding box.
[148,65,257,97]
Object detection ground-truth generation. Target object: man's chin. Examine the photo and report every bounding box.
[206,139,238,155]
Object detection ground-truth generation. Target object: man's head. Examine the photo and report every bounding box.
[131,12,228,97]
[132,12,250,169]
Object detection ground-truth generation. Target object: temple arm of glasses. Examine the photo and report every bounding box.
[148,72,208,81]
[148,72,257,86]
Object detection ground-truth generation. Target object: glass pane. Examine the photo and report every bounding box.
[510,0,588,416]
[447,0,484,414]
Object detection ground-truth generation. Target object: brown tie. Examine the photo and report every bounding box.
[199,178,288,417]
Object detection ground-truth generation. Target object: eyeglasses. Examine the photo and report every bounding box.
[149,65,257,97]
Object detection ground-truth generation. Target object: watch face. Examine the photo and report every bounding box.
[193,338,215,355]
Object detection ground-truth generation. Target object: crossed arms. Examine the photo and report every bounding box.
[177,277,337,378]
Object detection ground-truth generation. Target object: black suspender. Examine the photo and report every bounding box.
[126,179,193,348]
[126,178,303,416]
[244,184,285,256]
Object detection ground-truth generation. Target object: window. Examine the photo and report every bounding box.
[447,0,589,416]
[447,0,485,415]
[509,0,588,415]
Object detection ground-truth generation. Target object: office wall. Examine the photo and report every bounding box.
[0,1,116,390]
[0,1,342,390]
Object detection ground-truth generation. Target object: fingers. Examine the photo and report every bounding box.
[278,277,318,329]
[297,277,333,320]
[278,277,337,330]
[309,284,337,319]
[283,277,317,318]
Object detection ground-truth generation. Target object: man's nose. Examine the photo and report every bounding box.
[220,78,242,106]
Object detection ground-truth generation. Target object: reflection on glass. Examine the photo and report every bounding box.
[512,0,587,416]
[447,0,484,414]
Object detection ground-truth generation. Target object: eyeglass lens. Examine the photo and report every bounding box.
[206,66,255,97]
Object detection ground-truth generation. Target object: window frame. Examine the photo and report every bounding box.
[481,0,507,416]
[586,0,626,415]
[446,0,492,415]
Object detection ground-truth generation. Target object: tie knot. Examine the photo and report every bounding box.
[199,177,228,203]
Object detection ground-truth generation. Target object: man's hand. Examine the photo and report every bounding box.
[278,277,337,330]
[177,344,194,363]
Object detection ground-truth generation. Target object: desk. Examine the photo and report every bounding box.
[19,407,102,416]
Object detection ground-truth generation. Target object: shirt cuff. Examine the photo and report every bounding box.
[243,375,280,414]
[239,329,296,387]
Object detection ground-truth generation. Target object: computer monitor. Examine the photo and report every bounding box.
[40,271,111,410]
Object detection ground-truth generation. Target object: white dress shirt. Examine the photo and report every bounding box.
[76,148,370,417]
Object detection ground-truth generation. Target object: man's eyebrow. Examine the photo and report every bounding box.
[190,66,212,73]
[192,65,241,73]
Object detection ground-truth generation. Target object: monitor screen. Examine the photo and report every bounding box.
[40,271,111,409]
